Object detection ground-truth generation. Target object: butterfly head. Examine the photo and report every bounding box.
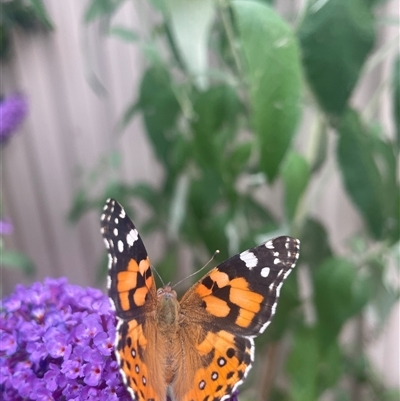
[156,284,177,299]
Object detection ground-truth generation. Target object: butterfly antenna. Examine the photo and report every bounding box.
[151,266,165,286]
[172,250,220,290]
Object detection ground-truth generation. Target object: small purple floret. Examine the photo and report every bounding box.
[0,93,28,143]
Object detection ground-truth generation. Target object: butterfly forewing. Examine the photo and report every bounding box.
[181,236,300,337]
[100,198,156,321]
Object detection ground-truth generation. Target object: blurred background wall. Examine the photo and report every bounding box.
[1,0,398,395]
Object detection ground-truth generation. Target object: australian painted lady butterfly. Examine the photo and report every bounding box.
[101,198,300,401]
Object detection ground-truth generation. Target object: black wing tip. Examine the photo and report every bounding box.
[265,236,300,252]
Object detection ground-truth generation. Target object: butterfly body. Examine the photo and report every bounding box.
[101,198,300,401]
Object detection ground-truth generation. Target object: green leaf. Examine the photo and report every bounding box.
[337,109,385,238]
[188,172,221,221]
[109,26,139,42]
[137,66,181,167]
[242,195,277,234]
[298,0,375,115]
[299,217,332,270]
[85,0,126,23]
[313,257,370,346]
[281,152,310,221]
[232,0,302,181]
[1,249,35,276]
[308,116,328,173]
[286,326,319,401]
[367,255,400,330]
[169,134,190,177]
[166,0,215,89]
[28,0,53,29]
[317,341,343,392]
[226,142,252,176]
[191,84,241,169]
[392,54,400,148]
[368,127,399,241]
[0,25,11,60]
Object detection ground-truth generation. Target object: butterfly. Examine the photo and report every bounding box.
[100,198,300,401]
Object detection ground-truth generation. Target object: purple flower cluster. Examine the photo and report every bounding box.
[0,278,132,401]
[0,93,28,143]
[1,278,240,401]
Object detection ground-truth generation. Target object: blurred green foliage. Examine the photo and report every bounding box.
[71,0,399,400]
[0,0,53,59]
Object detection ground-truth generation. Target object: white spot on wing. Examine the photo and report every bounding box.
[127,229,138,247]
[107,254,112,269]
[119,209,126,218]
[240,250,258,269]
[261,267,270,277]
[117,240,124,253]
[265,241,274,249]
[113,228,118,236]
[274,257,281,265]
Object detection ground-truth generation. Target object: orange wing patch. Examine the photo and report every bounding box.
[133,286,149,308]
[194,268,265,329]
[117,271,137,292]
[116,257,153,311]
[195,268,230,298]
[182,330,253,401]
[203,295,230,317]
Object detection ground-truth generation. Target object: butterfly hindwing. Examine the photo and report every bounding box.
[101,198,156,321]
[180,329,253,401]
[116,319,166,401]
